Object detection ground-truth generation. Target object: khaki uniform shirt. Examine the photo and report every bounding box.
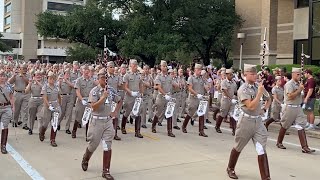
[74,77,95,98]
[89,85,116,117]
[41,83,60,102]
[238,83,265,116]
[154,73,173,94]
[59,80,73,94]
[12,74,29,91]
[107,73,122,92]
[284,79,302,105]
[0,83,12,103]
[187,75,206,96]
[271,86,284,107]
[221,79,237,98]
[123,71,141,92]
[30,81,43,97]
[141,74,153,96]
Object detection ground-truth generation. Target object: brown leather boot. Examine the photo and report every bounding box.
[113,118,121,141]
[1,129,8,154]
[167,118,175,137]
[226,148,240,179]
[258,154,271,180]
[39,126,45,142]
[134,116,143,138]
[230,117,237,136]
[276,127,287,149]
[264,118,275,131]
[298,129,315,154]
[199,116,208,137]
[215,115,224,133]
[102,150,114,180]
[213,108,219,120]
[121,116,127,134]
[50,127,57,147]
[72,121,78,138]
[81,148,93,171]
[151,116,158,133]
[181,115,191,133]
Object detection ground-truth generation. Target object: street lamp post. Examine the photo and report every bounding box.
[237,33,246,70]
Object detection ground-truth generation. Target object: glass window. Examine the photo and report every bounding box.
[312,37,320,60]
[5,3,11,13]
[38,40,42,49]
[4,16,11,25]
[47,2,74,12]
[313,2,320,37]
[2,40,20,48]
[296,0,309,8]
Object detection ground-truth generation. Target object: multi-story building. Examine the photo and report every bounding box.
[1,0,86,63]
[233,0,320,68]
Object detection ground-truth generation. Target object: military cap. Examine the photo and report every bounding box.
[73,61,79,65]
[292,67,302,73]
[47,71,56,77]
[243,64,257,72]
[107,61,115,67]
[226,69,233,74]
[194,63,202,69]
[160,60,167,66]
[98,68,106,76]
[130,59,138,65]
[275,76,281,80]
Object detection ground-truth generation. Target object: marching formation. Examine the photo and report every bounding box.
[0,59,317,180]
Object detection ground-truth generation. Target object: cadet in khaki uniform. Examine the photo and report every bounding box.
[212,70,225,120]
[215,69,238,136]
[177,68,187,119]
[121,59,144,138]
[81,69,122,180]
[8,64,30,129]
[276,68,315,154]
[181,64,209,137]
[106,61,123,141]
[140,65,153,128]
[169,69,181,130]
[72,65,95,140]
[226,64,271,180]
[70,61,81,105]
[25,70,43,135]
[57,69,74,134]
[117,64,127,127]
[0,70,13,154]
[264,76,284,130]
[39,72,62,147]
[151,61,176,137]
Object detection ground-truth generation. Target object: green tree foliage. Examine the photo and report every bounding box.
[66,44,97,63]
[0,33,13,52]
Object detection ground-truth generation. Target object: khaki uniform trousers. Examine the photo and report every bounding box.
[59,95,74,130]
[87,117,115,152]
[39,102,61,129]
[28,98,43,131]
[123,95,141,118]
[179,91,188,117]
[74,98,88,122]
[0,106,12,129]
[220,97,235,118]
[171,92,181,126]
[13,92,30,125]
[280,106,306,130]
[270,103,281,120]
[154,94,169,122]
[186,96,200,118]
[234,114,268,152]
[141,95,150,126]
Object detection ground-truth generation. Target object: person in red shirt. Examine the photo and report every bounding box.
[303,69,317,130]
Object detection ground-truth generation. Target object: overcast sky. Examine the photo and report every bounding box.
[0,0,3,32]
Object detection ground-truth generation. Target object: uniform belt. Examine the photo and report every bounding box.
[0,102,10,106]
[92,116,111,120]
[49,100,58,103]
[242,113,260,118]
[31,96,42,99]
[61,94,70,96]
[287,104,300,108]
[15,90,25,93]
[218,93,222,95]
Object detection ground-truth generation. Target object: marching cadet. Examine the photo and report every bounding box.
[25,70,43,135]
[140,65,153,129]
[264,76,284,130]
[177,68,187,119]
[8,64,30,129]
[117,64,127,128]
[70,61,81,106]
[39,71,62,147]
[212,70,225,120]
[170,69,181,130]
[215,69,238,136]
[57,69,74,134]
[226,64,271,180]
[71,65,95,140]
[0,70,13,154]
[81,68,122,180]
[181,64,210,137]
[106,61,123,141]
[121,59,144,138]
[151,61,176,137]
[276,68,315,153]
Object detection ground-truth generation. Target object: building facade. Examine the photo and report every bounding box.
[1,0,86,63]
[233,0,320,68]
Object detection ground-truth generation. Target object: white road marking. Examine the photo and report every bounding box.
[7,144,45,180]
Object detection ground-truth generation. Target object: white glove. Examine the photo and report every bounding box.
[196,94,203,100]
[81,99,88,106]
[231,99,238,104]
[49,105,55,112]
[302,104,306,109]
[164,95,171,101]
[131,91,139,97]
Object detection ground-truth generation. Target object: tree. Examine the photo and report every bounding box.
[0,33,13,52]
[66,44,97,63]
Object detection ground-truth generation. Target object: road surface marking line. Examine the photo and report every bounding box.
[126,128,160,140]
[7,144,45,180]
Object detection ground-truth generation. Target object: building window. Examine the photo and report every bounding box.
[295,0,309,8]
[47,2,74,12]
[2,39,20,48]
[294,40,309,64]
[4,16,11,25]
[38,40,42,49]
[5,3,11,13]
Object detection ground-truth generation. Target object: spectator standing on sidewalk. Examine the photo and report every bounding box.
[304,69,317,130]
